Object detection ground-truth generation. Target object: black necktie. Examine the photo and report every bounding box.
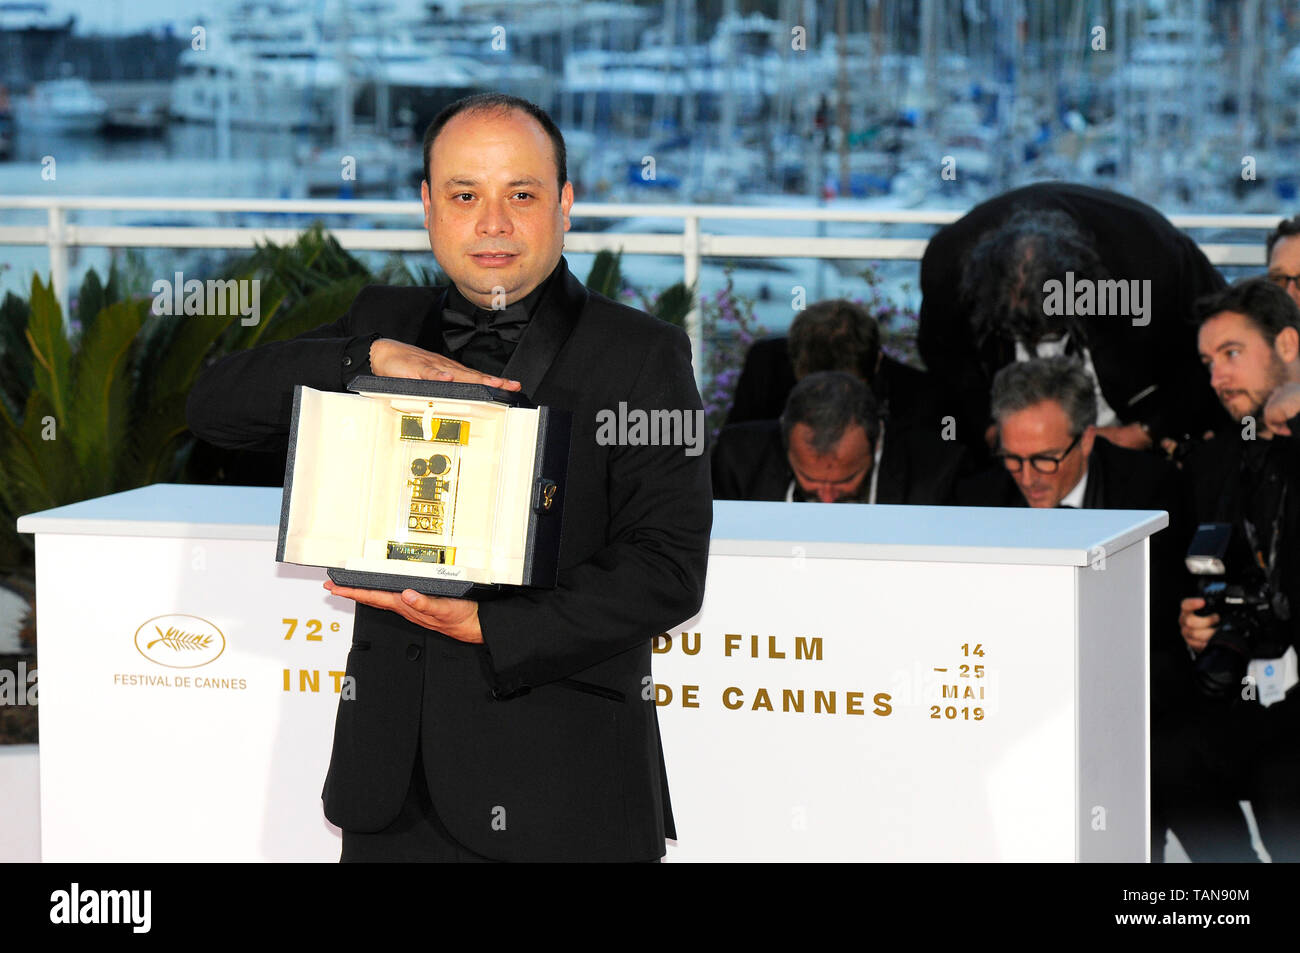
[441,302,530,376]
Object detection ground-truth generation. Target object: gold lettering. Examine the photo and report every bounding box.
[681,684,699,708]
[814,690,836,714]
[329,671,347,692]
[680,632,700,655]
[299,669,319,693]
[655,683,672,706]
[873,692,893,716]
[652,633,671,654]
[768,636,785,659]
[782,688,804,712]
[751,687,773,711]
[722,686,743,709]
[846,691,865,715]
[795,636,823,660]
[282,669,290,691]
[724,634,742,657]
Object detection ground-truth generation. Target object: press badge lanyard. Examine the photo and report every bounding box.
[1242,481,1296,706]
[1241,481,1287,600]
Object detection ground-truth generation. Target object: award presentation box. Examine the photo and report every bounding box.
[277,375,571,598]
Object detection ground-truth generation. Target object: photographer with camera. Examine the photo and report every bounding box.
[1165,277,1300,861]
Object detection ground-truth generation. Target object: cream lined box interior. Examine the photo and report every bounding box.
[280,385,542,586]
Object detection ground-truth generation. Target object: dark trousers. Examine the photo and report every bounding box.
[1154,688,1300,862]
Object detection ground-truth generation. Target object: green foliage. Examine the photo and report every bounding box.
[642,282,693,329]
[375,254,447,288]
[0,291,34,420]
[0,276,151,559]
[585,249,623,299]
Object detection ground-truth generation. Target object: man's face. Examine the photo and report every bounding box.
[421,108,573,308]
[998,400,1094,509]
[786,422,873,503]
[1267,235,1300,310]
[1198,310,1289,424]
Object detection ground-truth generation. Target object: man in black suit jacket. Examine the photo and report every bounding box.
[713,371,965,504]
[724,299,938,429]
[186,95,711,862]
[917,182,1227,457]
[1166,279,1300,862]
[960,356,1191,861]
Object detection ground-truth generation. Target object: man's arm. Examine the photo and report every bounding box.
[185,306,368,452]
[476,326,712,694]
[186,285,519,452]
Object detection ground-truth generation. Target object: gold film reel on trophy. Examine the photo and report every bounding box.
[386,412,470,566]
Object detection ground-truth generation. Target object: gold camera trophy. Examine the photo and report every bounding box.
[278,377,571,597]
[387,412,469,568]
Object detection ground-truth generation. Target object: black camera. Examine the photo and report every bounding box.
[1185,523,1290,700]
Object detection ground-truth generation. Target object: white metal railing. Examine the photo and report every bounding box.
[0,194,1284,358]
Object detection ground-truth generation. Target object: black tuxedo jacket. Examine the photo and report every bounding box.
[916,183,1228,451]
[186,258,712,861]
[710,417,966,505]
[723,335,939,429]
[955,437,1194,716]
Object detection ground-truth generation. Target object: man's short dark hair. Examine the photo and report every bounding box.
[780,371,881,454]
[990,356,1098,436]
[1193,276,1300,345]
[960,208,1105,350]
[1265,214,1300,263]
[421,93,568,195]
[788,299,881,382]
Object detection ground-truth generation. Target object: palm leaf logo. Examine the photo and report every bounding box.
[146,625,213,652]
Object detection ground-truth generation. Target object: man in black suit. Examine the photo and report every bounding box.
[961,356,1191,860]
[1168,278,1300,862]
[724,299,937,428]
[186,94,711,862]
[712,371,965,504]
[917,182,1226,457]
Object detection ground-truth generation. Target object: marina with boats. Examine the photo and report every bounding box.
[1,0,1298,321]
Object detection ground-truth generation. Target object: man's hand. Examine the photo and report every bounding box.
[1263,381,1300,436]
[370,338,521,391]
[1179,596,1218,653]
[324,580,484,643]
[1095,421,1152,451]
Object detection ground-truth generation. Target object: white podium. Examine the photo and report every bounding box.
[18,485,1165,861]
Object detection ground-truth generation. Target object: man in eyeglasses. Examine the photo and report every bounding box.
[1265,214,1300,310]
[966,356,1183,512]
[960,355,1192,860]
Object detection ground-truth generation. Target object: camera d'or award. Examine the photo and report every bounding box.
[276,375,572,597]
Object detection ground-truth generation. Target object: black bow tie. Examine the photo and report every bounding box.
[441,301,531,353]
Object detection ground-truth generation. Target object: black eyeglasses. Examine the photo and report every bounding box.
[997,432,1082,474]
[1268,272,1300,291]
